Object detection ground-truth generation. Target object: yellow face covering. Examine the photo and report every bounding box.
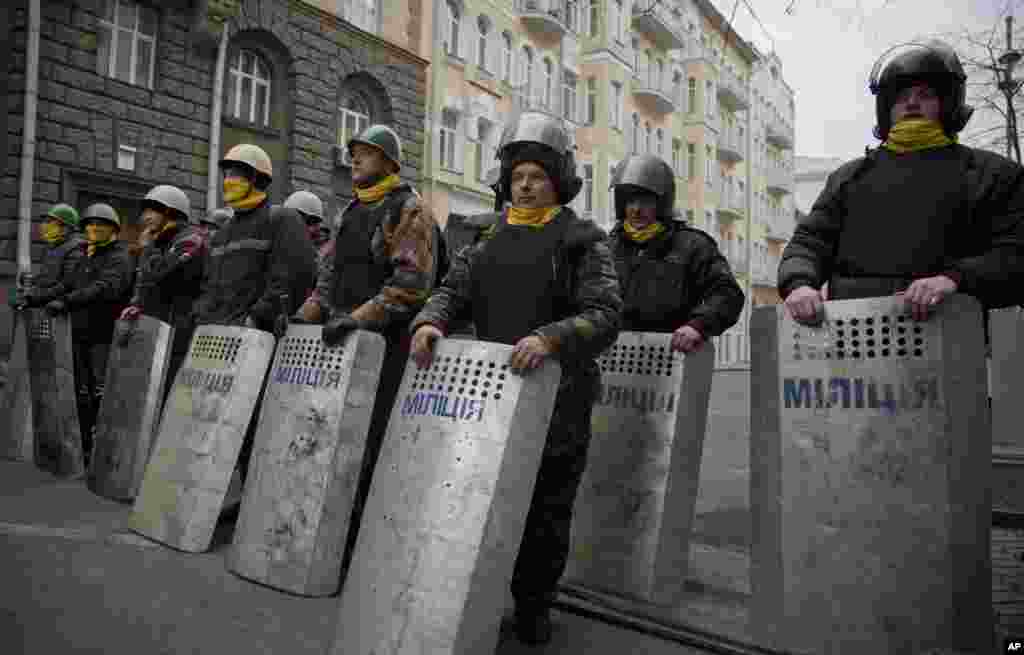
[507,206,561,229]
[40,220,65,246]
[623,220,666,243]
[355,174,401,204]
[882,118,956,153]
[223,177,268,210]
[158,220,178,239]
[85,223,117,257]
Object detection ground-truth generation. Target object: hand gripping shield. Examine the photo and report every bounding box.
[750,294,993,655]
[329,339,561,655]
[27,310,84,477]
[129,325,275,552]
[564,331,714,605]
[87,316,174,501]
[225,325,385,596]
[0,311,34,462]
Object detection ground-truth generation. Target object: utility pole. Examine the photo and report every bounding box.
[998,14,1022,162]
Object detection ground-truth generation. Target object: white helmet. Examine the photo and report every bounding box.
[283,190,324,223]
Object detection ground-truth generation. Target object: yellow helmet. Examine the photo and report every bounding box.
[219,143,273,181]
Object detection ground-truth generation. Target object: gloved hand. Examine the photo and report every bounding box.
[119,305,142,321]
[322,314,360,346]
[45,299,67,315]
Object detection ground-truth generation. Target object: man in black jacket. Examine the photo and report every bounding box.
[609,154,744,348]
[12,203,84,311]
[410,112,622,645]
[45,203,135,458]
[780,40,1024,325]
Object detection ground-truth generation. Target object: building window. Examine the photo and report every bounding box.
[502,31,513,82]
[644,122,652,153]
[705,79,715,117]
[610,80,622,129]
[440,108,459,171]
[687,142,695,181]
[672,139,681,176]
[631,113,640,154]
[338,97,371,165]
[631,37,640,72]
[688,77,696,114]
[342,0,378,33]
[611,0,624,42]
[475,117,495,182]
[608,161,618,225]
[97,0,157,88]
[566,0,578,32]
[586,77,597,124]
[656,128,664,158]
[588,0,599,37]
[583,163,594,214]
[705,145,713,185]
[476,16,490,70]
[673,71,683,108]
[227,49,272,126]
[444,0,460,57]
[542,58,553,109]
[563,70,578,122]
[117,144,137,171]
[521,46,534,98]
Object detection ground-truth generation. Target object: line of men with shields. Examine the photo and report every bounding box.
[8,39,1024,647]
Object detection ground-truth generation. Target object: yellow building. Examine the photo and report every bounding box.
[420,0,796,367]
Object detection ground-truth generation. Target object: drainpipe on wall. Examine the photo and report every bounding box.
[744,63,755,363]
[207,22,229,213]
[425,0,440,216]
[16,0,41,290]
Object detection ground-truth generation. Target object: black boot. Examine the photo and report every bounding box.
[514,604,553,645]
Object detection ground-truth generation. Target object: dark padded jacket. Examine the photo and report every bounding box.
[27,234,85,306]
[778,144,1024,309]
[63,240,136,344]
[609,221,744,337]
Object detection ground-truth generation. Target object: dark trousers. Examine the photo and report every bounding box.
[72,340,111,461]
[510,372,598,606]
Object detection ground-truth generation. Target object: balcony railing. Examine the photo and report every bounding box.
[765,107,795,149]
[631,2,685,50]
[717,67,749,111]
[766,166,793,196]
[515,0,568,36]
[631,66,675,114]
[717,181,745,220]
[717,130,744,164]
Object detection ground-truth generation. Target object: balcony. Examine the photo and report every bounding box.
[765,108,795,149]
[631,2,686,51]
[766,166,793,196]
[716,130,744,164]
[717,67,750,111]
[630,67,676,114]
[717,180,745,221]
[515,0,568,37]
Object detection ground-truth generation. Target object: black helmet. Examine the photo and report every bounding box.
[495,112,582,206]
[869,40,973,140]
[611,155,676,222]
[347,125,403,171]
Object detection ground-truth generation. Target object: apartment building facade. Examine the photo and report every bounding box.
[421,0,797,367]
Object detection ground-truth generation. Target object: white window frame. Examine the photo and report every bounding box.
[586,77,597,124]
[475,117,496,182]
[476,16,490,70]
[656,128,664,158]
[228,49,272,127]
[440,108,460,171]
[562,70,578,122]
[542,58,553,110]
[612,0,624,42]
[338,100,371,166]
[705,144,713,186]
[521,45,534,98]
[644,122,652,154]
[502,32,513,82]
[97,0,157,89]
[610,80,622,129]
[444,0,461,58]
[672,139,681,176]
[608,160,619,227]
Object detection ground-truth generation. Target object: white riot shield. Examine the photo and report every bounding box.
[87,316,174,501]
[989,307,1024,515]
[329,339,561,655]
[130,325,276,552]
[564,331,714,605]
[750,294,993,655]
[0,311,33,462]
[27,309,83,477]
[225,325,385,596]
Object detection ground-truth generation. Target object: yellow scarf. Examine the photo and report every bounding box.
[41,222,65,246]
[355,174,401,204]
[157,220,178,240]
[623,220,666,243]
[224,177,268,211]
[507,206,561,229]
[882,119,956,153]
[85,223,117,257]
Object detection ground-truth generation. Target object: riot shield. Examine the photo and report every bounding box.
[564,331,714,605]
[329,339,561,655]
[0,311,33,462]
[225,325,386,596]
[27,309,83,477]
[87,316,174,501]
[989,307,1024,515]
[750,294,992,655]
[129,325,276,552]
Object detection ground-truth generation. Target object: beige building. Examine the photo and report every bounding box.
[418,0,796,367]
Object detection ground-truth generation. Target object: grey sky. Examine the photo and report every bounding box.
[710,0,1015,159]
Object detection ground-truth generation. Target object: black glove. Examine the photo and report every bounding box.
[44,299,68,315]
[322,314,360,346]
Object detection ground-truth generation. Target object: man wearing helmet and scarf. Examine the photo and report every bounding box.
[10,204,84,311]
[119,185,208,395]
[410,111,622,645]
[44,203,136,460]
[283,189,331,260]
[294,124,443,583]
[780,40,1024,325]
[609,154,744,347]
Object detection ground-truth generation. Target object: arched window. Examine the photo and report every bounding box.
[502,31,513,82]
[542,58,553,109]
[227,49,271,126]
[338,95,372,164]
[631,113,640,154]
[476,16,490,70]
[521,45,534,98]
